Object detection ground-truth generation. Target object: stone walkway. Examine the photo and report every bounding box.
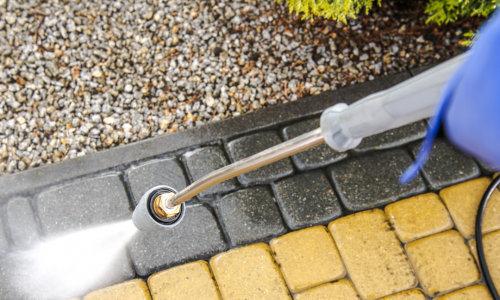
[0,65,499,300]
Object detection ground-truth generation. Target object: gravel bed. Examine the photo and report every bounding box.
[0,0,481,176]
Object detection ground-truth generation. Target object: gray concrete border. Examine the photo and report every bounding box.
[0,71,413,201]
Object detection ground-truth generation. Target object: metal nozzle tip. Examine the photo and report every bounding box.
[153,192,180,219]
[133,185,185,231]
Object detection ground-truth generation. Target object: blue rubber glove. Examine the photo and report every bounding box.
[444,13,500,170]
[401,11,500,184]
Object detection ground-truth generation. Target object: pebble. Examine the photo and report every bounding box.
[206,95,215,107]
[225,7,236,19]
[0,0,471,176]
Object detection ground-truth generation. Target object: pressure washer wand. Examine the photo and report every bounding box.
[132,53,468,232]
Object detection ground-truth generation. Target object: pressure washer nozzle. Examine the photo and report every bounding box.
[132,185,186,232]
[153,192,180,219]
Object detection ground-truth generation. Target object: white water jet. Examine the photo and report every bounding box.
[13,220,137,299]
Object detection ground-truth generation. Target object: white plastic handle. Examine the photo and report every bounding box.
[321,53,469,151]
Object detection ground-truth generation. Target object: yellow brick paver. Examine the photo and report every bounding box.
[148,260,221,300]
[293,279,360,300]
[379,289,426,300]
[83,279,151,300]
[469,230,500,290]
[385,193,454,243]
[406,230,479,297]
[270,226,346,293]
[328,209,417,300]
[440,178,500,239]
[210,243,291,300]
[435,285,493,300]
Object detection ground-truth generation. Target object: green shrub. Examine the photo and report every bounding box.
[426,0,500,25]
[281,0,379,23]
[278,0,498,24]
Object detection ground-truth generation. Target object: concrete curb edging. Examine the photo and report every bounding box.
[0,71,417,201]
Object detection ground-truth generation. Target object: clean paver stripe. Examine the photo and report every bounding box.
[82,177,500,300]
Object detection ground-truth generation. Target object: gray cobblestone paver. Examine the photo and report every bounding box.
[215,186,286,246]
[329,148,427,212]
[410,139,480,190]
[225,131,294,186]
[128,204,226,276]
[126,158,189,206]
[282,118,348,170]
[5,197,40,250]
[272,170,342,230]
[353,121,427,154]
[34,174,132,236]
[182,147,238,200]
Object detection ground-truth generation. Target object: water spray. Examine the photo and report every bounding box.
[132,53,468,231]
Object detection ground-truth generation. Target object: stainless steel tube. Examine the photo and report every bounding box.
[167,128,325,207]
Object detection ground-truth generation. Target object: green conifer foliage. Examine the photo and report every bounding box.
[425,0,499,24]
[277,0,498,24]
[277,0,379,23]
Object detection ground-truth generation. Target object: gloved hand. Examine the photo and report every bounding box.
[443,12,500,170]
[401,11,500,184]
